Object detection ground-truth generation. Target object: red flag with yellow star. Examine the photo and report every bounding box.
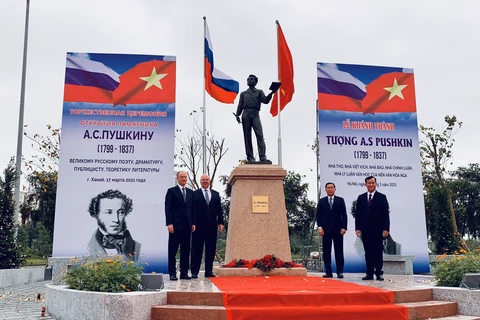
[270,22,294,117]
[112,60,176,106]
[361,72,416,114]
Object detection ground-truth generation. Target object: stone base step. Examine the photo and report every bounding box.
[399,300,458,320]
[394,288,433,303]
[153,288,465,320]
[151,305,227,320]
[167,291,223,306]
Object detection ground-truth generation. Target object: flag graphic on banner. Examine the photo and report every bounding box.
[317,64,415,114]
[64,56,175,106]
[204,21,239,104]
[361,72,416,114]
[64,56,120,103]
[112,60,176,106]
[317,65,365,112]
[271,21,294,117]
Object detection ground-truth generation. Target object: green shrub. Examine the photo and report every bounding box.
[64,255,144,293]
[433,251,480,287]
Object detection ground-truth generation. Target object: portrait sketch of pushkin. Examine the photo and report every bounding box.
[85,189,141,261]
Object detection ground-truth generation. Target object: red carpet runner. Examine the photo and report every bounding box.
[210,276,408,320]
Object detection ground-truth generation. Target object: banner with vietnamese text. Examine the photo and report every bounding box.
[317,62,429,273]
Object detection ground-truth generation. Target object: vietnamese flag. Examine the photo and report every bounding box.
[270,21,294,117]
[112,60,176,106]
[361,72,416,114]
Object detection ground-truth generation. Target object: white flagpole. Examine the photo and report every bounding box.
[202,17,207,174]
[316,99,320,200]
[14,0,31,237]
[276,20,282,167]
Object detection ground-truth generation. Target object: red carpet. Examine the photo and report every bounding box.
[210,276,408,320]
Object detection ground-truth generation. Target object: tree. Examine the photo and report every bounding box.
[20,125,60,256]
[420,115,465,251]
[424,184,456,254]
[0,158,25,268]
[17,221,52,258]
[25,171,57,236]
[284,171,317,238]
[23,124,60,172]
[175,114,228,190]
[449,164,480,239]
[218,175,231,231]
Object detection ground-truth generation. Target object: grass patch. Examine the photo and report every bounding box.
[26,257,48,266]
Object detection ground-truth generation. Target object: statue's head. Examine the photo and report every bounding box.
[247,74,258,86]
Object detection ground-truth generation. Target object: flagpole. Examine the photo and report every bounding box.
[14,0,31,237]
[202,16,207,174]
[275,20,282,167]
[316,99,322,262]
[316,99,320,200]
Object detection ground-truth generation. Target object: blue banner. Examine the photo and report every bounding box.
[53,53,176,273]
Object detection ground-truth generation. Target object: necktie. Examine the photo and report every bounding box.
[182,187,186,202]
[368,193,372,206]
[204,189,210,205]
[329,197,333,209]
[102,235,124,252]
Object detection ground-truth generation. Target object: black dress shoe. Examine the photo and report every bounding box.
[337,273,344,279]
[169,275,178,281]
[376,275,384,281]
[205,273,216,278]
[362,275,374,280]
[191,274,198,279]
[180,274,191,280]
[322,273,333,278]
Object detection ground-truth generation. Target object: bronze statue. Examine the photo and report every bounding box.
[235,74,279,163]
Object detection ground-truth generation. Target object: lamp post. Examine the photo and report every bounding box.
[14,0,31,236]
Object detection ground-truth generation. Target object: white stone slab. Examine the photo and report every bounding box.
[46,284,167,320]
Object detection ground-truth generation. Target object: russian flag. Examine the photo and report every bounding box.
[204,22,239,104]
[317,64,366,112]
[64,55,120,104]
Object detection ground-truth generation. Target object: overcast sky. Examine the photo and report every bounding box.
[1,0,479,200]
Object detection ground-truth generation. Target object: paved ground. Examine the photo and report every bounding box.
[0,281,53,320]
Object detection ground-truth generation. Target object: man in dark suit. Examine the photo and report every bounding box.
[191,174,224,278]
[316,182,347,278]
[355,176,390,281]
[165,171,196,281]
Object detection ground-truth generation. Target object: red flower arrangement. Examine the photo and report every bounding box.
[222,254,302,272]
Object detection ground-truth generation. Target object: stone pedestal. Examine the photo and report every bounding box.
[224,164,292,263]
[214,266,306,277]
[48,257,75,285]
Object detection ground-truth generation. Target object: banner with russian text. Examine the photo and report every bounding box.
[317,62,429,273]
[53,53,176,273]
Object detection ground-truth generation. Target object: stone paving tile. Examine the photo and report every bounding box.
[0,281,54,320]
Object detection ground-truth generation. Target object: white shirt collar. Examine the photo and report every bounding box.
[368,190,376,198]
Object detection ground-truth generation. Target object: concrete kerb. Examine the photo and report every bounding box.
[46,284,167,320]
[0,268,45,287]
[433,287,480,316]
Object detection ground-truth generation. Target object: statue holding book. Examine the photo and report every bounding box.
[234,74,280,164]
